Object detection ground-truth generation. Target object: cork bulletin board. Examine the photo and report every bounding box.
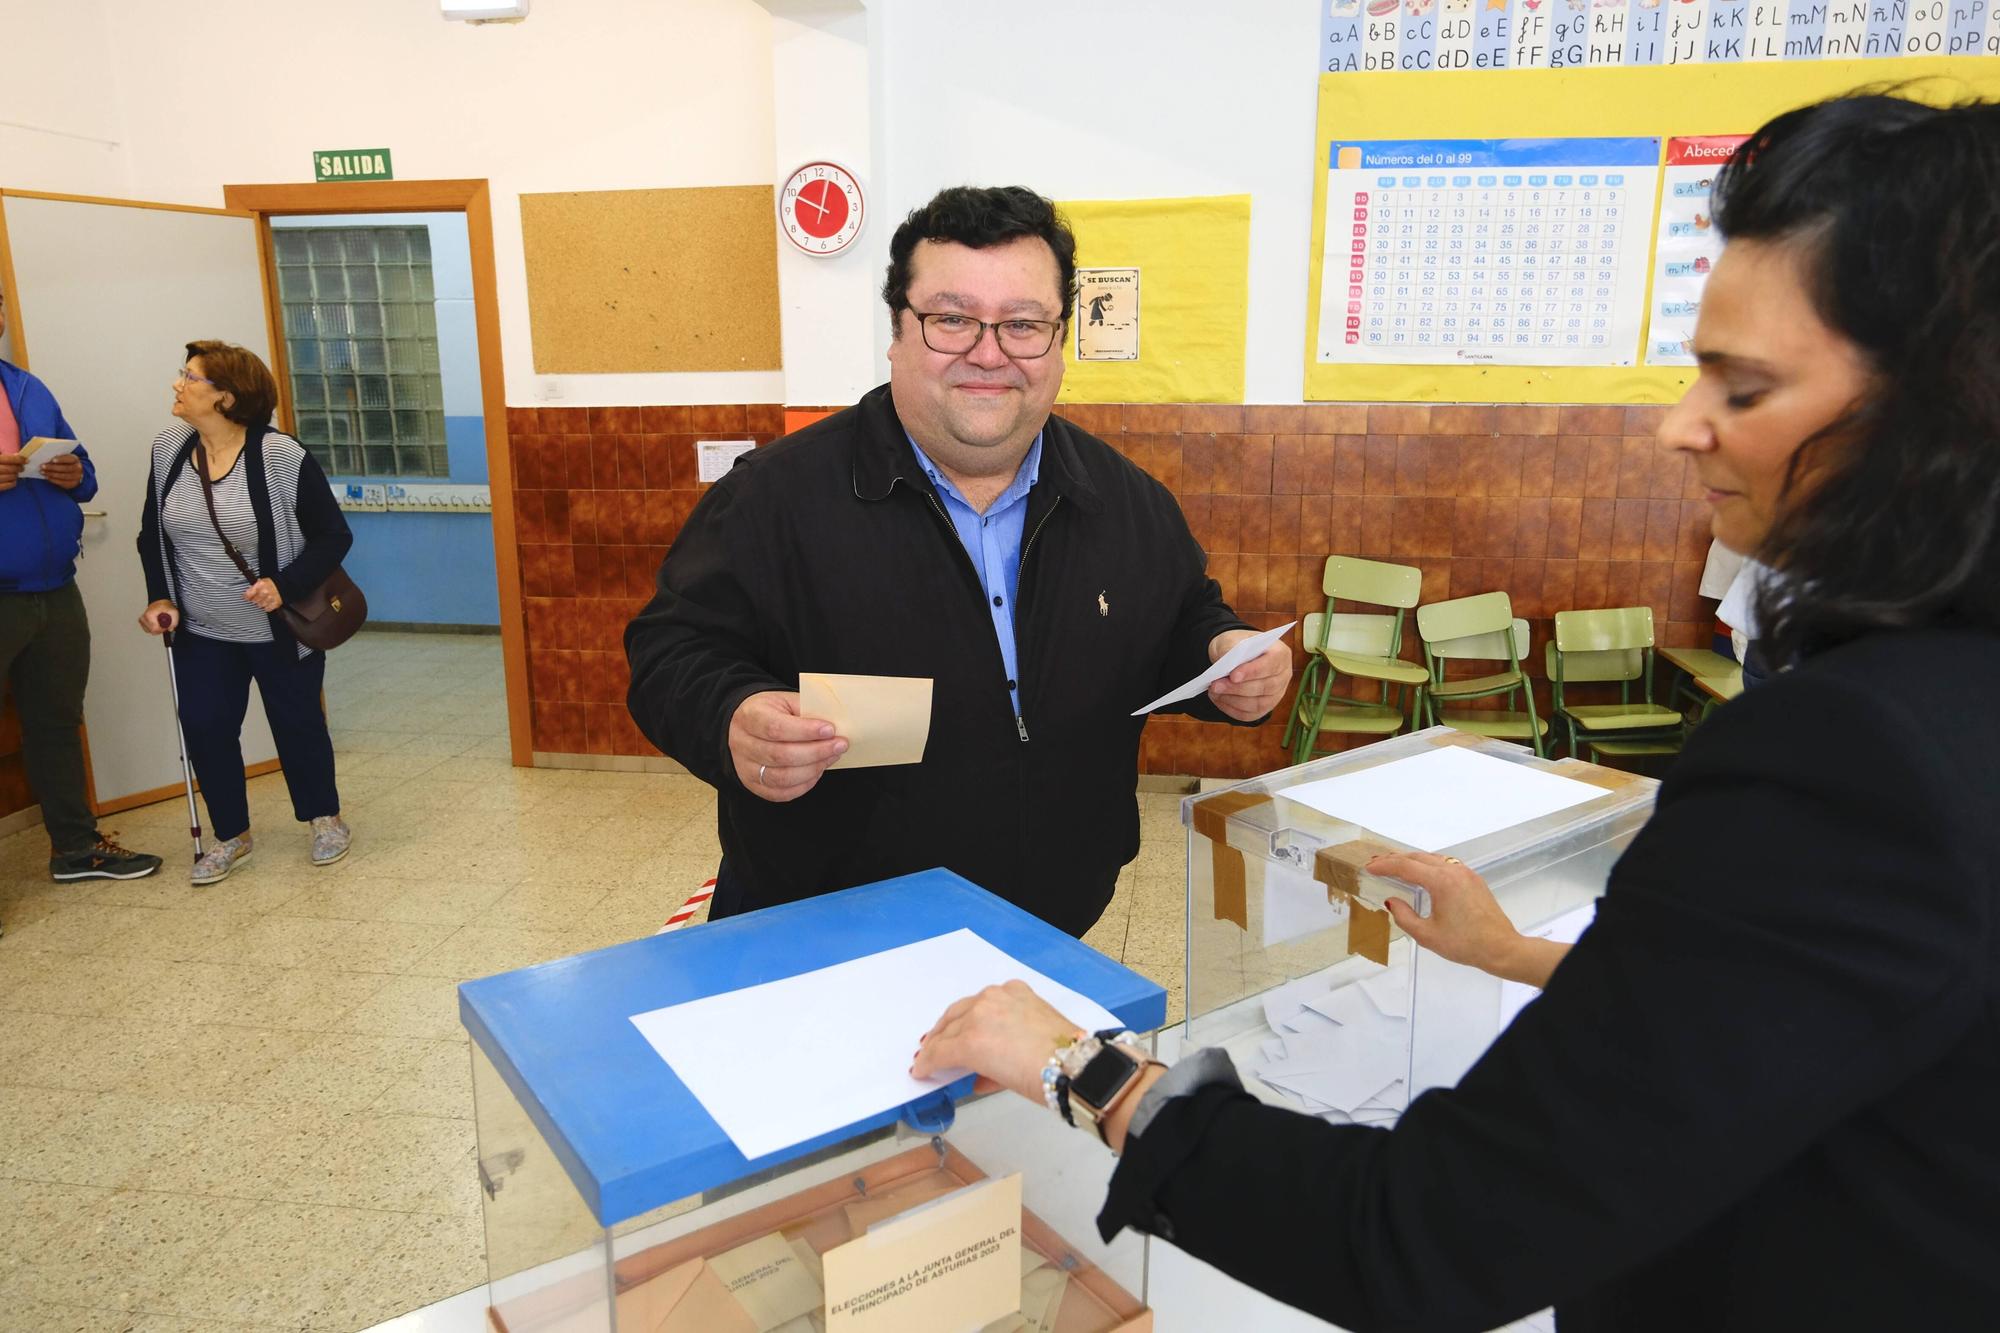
[520,184,783,373]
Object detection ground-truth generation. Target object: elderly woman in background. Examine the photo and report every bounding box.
[917,91,2000,1331]
[138,341,354,884]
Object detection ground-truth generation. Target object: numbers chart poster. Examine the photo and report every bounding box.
[1645,134,1747,365]
[1320,0,2000,74]
[1315,137,1660,369]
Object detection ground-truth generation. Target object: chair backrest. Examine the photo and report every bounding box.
[1545,642,1645,683]
[1430,616,1530,665]
[1417,591,1514,647]
[1553,606,1656,653]
[1324,555,1422,609]
[1302,610,1399,657]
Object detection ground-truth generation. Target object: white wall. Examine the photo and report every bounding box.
[14,0,1333,408]
[78,0,781,407]
[866,0,1322,404]
[0,0,131,199]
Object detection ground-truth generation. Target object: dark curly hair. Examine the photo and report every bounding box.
[881,186,1077,329]
[1711,89,2000,665]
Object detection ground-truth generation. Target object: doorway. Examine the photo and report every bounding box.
[224,180,528,767]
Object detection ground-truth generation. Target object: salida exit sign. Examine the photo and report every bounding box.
[314,149,394,182]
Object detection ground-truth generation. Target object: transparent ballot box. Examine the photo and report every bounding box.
[461,869,1166,1333]
[1182,728,1657,1126]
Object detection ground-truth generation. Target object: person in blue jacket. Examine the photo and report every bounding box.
[0,290,163,910]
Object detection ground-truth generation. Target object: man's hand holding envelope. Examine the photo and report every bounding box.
[729,675,933,802]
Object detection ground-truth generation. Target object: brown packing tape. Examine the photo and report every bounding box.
[1347,902,1391,966]
[1424,730,1492,749]
[1547,758,1645,792]
[1312,838,1402,901]
[1212,847,1248,929]
[1190,791,1271,930]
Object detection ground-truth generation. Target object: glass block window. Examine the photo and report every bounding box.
[275,225,449,478]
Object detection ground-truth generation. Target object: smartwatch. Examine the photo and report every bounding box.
[1062,1030,1147,1141]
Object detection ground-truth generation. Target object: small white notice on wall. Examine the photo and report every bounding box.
[1075,267,1140,361]
[697,439,757,484]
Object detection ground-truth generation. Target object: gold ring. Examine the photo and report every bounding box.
[1442,856,1462,865]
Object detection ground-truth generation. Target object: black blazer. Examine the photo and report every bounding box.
[624,384,1251,934]
[1104,627,2000,1331]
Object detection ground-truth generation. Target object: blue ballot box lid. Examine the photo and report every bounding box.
[458,868,1168,1226]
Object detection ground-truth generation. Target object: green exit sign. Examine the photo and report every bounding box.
[314,149,394,182]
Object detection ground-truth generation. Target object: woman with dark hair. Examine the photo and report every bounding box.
[916,91,2000,1331]
[138,341,354,884]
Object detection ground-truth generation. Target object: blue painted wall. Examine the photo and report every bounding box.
[277,212,497,627]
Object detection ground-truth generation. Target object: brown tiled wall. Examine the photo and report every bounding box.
[508,401,1715,779]
[507,404,789,757]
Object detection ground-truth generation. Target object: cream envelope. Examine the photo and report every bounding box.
[617,1256,758,1333]
[708,1232,823,1332]
[798,673,933,769]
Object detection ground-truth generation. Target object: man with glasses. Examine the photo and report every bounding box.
[627,186,1288,935]
[0,291,163,908]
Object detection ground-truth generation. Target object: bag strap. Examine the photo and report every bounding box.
[192,442,260,587]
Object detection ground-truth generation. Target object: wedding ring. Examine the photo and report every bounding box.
[1442,856,1462,865]
[757,764,768,786]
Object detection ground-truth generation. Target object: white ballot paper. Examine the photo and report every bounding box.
[1279,745,1606,852]
[18,437,80,480]
[630,929,1120,1160]
[1131,620,1294,716]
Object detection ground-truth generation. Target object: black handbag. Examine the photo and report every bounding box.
[192,442,367,652]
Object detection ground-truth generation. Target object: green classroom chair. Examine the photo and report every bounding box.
[1283,556,1427,766]
[1417,591,1548,757]
[1545,606,1685,762]
[1657,644,1744,723]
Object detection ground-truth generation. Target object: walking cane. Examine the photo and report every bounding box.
[157,612,204,859]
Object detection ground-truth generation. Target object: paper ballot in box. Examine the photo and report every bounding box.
[461,871,1164,1333]
[1181,728,1656,1125]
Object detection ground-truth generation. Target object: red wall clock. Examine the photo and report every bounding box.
[779,161,865,256]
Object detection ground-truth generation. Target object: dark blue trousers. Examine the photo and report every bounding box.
[171,629,340,841]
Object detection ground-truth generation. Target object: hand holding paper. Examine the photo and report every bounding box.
[18,437,81,483]
[797,672,933,770]
[1132,620,1295,716]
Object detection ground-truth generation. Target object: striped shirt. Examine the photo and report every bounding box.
[150,427,310,656]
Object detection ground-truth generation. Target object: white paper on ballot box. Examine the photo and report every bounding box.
[629,928,1120,1160]
[1279,745,1607,852]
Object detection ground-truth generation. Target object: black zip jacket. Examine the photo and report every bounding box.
[625,385,1253,935]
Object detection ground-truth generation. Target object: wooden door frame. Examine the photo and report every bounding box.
[0,188,285,818]
[223,179,530,768]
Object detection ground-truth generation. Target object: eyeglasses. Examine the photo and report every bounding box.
[911,311,1061,360]
[176,367,218,387]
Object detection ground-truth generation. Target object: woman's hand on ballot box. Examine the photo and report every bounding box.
[1369,852,1570,990]
[913,980,1169,1155]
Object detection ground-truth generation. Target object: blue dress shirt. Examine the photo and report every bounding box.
[908,433,1043,718]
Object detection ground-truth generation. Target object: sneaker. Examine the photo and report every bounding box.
[50,835,164,882]
[310,815,352,867]
[191,834,253,886]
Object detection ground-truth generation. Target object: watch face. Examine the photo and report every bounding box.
[780,162,865,256]
[1070,1045,1140,1110]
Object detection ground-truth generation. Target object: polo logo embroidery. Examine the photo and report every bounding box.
[1097,591,1109,617]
